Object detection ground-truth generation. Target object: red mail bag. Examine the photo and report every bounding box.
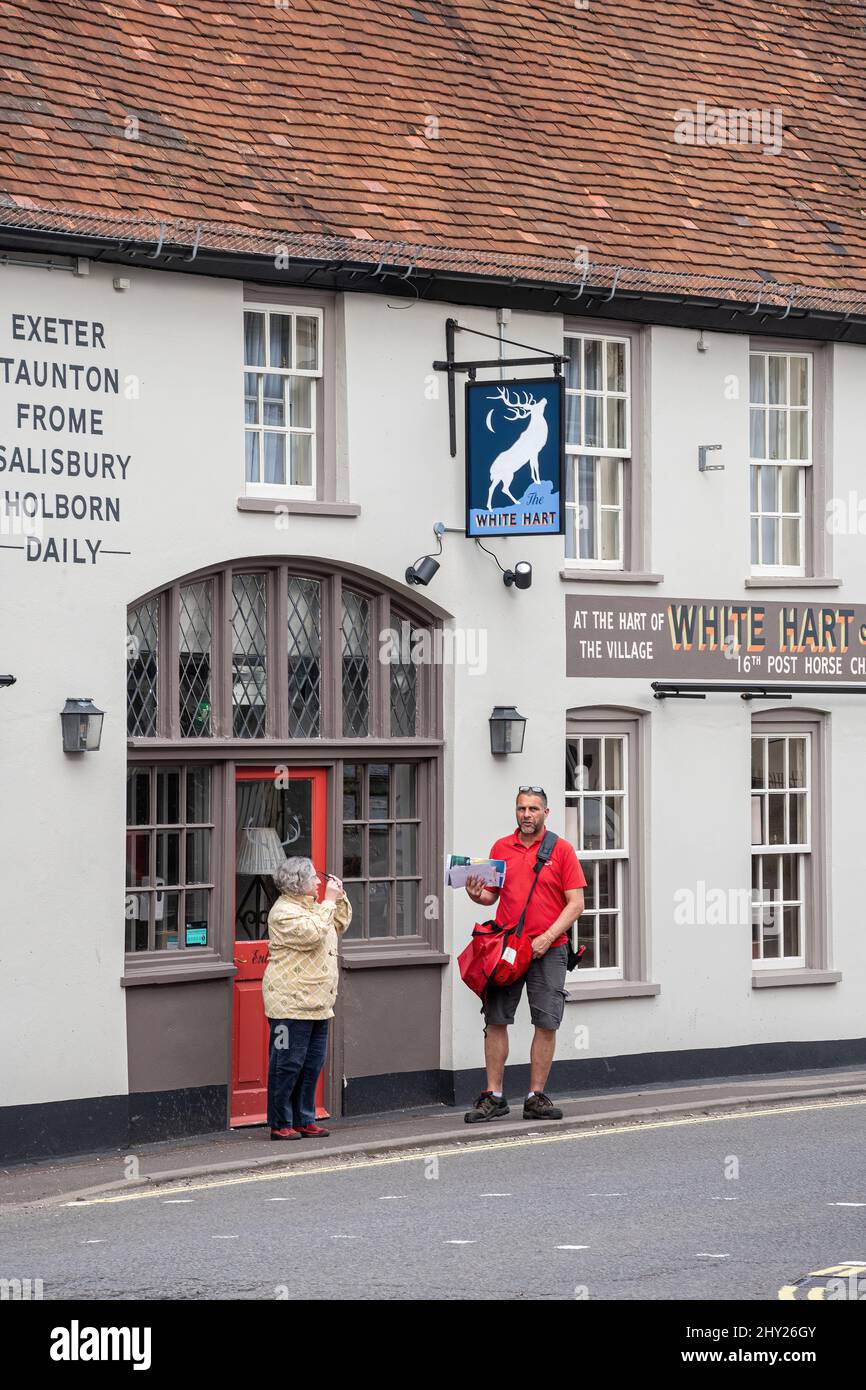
[457,832,558,996]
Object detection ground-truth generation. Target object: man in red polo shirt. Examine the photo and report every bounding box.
[463,786,586,1123]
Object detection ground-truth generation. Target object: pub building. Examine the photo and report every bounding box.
[2,3,866,1162]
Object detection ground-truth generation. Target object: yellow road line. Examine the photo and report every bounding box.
[62,1094,866,1207]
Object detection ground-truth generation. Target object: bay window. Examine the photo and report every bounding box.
[126,562,443,976]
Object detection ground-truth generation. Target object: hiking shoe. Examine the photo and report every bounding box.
[464,1091,510,1124]
[523,1092,563,1120]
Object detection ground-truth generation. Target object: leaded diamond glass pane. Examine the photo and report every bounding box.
[179,581,213,738]
[390,619,420,736]
[287,575,321,737]
[127,598,158,736]
[232,573,268,738]
[342,590,370,736]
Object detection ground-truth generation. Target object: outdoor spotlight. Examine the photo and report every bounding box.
[405,555,440,586]
[60,697,104,753]
[0,675,15,688]
[503,561,532,590]
[489,705,527,755]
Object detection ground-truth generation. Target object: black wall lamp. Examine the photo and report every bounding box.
[0,675,15,688]
[476,538,533,590]
[503,561,533,589]
[489,705,527,754]
[61,697,104,753]
[405,525,444,587]
[405,554,440,586]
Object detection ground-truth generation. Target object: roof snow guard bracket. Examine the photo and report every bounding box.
[651,680,866,701]
[432,318,566,457]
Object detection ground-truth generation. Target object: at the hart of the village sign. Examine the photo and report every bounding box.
[565,595,866,681]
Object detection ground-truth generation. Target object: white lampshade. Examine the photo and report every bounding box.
[236,827,287,876]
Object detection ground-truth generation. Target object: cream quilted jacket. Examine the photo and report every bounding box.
[262,892,352,1021]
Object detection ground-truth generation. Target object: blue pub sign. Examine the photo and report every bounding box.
[465,377,564,537]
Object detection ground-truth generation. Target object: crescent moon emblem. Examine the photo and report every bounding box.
[485,409,495,432]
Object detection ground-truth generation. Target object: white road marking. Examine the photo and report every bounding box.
[479,1192,511,1197]
[266,1197,292,1202]
[83,1239,105,1244]
[556,1245,590,1251]
[65,1095,866,1206]
[828,1202,866,1207]
[163,1199,195,1204]
[695,1253,731,1258]
[379,1194,408,1200]
[587,1192,623,1197]
[212,1235,240,1240]
[444,1239,476,1245]
[331,1234,358,1239]
[711,1196,737,1201]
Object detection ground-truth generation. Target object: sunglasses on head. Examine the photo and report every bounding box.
[518,785,546,796]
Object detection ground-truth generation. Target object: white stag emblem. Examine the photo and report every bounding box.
[485,387,549,509]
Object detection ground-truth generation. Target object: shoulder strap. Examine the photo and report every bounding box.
[514,831,559,938]
[535,830,558,865]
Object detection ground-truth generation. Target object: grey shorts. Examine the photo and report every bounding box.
[483,943,568,1031]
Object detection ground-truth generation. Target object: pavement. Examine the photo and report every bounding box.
[3,1062,866,1211]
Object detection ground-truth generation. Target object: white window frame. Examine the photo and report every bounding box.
[749,350,812,578]
[564,332,631,570]
[243,304,323,500]
[565,731,628,980]
[750,731,811,969]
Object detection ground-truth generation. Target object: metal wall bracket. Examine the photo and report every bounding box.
[698,444,724,472]
[651,680,866,699]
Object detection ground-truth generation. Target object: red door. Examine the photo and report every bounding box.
[231,766,328,1125]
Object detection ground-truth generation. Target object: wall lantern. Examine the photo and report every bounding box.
[60,697,104,753]
[489,705,527,755]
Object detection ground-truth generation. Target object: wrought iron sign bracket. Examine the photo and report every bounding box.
[651,680,866,700]
[433,318,566,457]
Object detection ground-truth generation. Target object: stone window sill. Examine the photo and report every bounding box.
[341,949,449,969]
[560,568,664,585]
[744,576,841,589]
[237,497,360,517]
[565,980,660,1002]
[751,968,841,989]
[122,961,236,987]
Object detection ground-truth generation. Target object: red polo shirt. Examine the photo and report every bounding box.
[488,830,586,946]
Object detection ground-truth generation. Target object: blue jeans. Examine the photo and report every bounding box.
[267,1017,329,1129]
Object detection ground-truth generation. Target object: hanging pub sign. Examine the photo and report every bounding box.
[565,594,866,683]
[465,377,564,537]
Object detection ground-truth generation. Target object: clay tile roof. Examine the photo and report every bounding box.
[1,0,866,307]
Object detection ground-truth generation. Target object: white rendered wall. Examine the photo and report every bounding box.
[1,262,864,1110]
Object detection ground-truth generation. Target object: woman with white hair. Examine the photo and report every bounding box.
[262,856,352,1140]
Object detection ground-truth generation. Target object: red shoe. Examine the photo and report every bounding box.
[297,1123,330,1138]
[270,1127,302,1141]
